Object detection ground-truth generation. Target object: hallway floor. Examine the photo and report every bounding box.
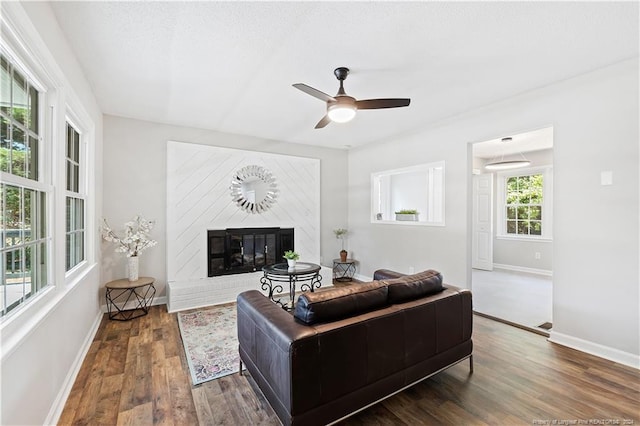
[472,268,552,334]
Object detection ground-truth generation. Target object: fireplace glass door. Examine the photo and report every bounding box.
[207,227,293,277]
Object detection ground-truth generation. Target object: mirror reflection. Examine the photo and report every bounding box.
[230,165,278,213]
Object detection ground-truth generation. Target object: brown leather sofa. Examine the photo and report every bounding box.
[237,269,473,426]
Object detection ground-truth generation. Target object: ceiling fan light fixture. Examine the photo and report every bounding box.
[327,102,357,123]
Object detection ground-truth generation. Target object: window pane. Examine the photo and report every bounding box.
[66,161,72,191]
[75,231,84,265]
[65,197,85,271]
[4,185,21,241]
[517,206,529,220]
[37,242,47,291]
[517,221,529,235]
[506,220,517,234]
[66,197,71,232]
[530,206,542,220]
[0,116,8,147]
[0,56,11,116]
[73,164,79,192]
[12,71,27,126]
[75,199,84,229]
[28,86,38,133]
[24,245,33,295]
[35,191,46,240]
[23,189,33,243]
[506,206,516,220]
[530,221,542,236]
[0,116,8,174]
[12,126,26,178]
[66,124,72,161]
[3,248,24,312]
[28,135,38,180]
[72,130,79,163]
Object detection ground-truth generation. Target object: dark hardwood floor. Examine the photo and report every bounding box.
[59,303,639,425]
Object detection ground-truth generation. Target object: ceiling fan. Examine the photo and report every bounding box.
[293,67,411,129]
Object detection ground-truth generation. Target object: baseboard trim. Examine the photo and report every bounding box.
[493,263,552,277]
[353,273,370,282]
[548,331,640,370]
[45,310,103,425]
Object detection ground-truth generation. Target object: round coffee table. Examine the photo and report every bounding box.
[261,262,322,310]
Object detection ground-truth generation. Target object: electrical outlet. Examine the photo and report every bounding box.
[408,266,415,274]
[535,252,541,260]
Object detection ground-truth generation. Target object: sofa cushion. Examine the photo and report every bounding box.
[381,269,444,304]
[294,281,389,325]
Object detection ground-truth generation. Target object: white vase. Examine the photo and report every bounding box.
[128,256,139,282]
[287,259,296,268]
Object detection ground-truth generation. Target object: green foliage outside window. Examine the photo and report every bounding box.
[506,174,543,236]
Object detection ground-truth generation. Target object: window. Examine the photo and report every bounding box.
[65,123,85,271]
[371,161,445,225]
[0,52,49,316]
[506,174,543,236]
[497,168,552,239]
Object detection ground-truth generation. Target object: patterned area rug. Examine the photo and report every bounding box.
[177,303,240,385]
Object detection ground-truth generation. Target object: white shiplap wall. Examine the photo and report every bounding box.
[166,141,323,310]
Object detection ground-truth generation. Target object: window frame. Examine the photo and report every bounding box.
[496,166,553,241]
[0,47,52,318]
[64,118,86,273]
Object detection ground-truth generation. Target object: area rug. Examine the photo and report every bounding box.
[177,303,240,385]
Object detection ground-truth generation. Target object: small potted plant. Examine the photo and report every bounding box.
[333,228,348,261]
[395,209,419,222]
[283,250,300,268]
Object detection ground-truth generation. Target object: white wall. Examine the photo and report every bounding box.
[0,3,104,425]
[103,115,349,299]
[348,58,639,367]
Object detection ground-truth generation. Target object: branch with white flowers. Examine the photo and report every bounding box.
[101,215,158,257]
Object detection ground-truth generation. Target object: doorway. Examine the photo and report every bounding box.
[470,127,554,335]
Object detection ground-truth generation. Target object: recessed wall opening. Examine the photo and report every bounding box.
[470,126,554,335]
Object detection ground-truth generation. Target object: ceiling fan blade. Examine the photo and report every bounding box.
[293,83,336,102]
[355,98,411,110]
[314,115,331,129]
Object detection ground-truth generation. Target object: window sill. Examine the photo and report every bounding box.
[496,235,552,242]
[371,220,445,227]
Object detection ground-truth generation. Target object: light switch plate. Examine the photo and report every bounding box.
[601,171,613,186]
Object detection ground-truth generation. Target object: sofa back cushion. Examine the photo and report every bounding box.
[294,281,389,325]
[381,269,444,304]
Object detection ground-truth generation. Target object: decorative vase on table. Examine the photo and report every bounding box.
[128,256,139,282]
[287,259,297,268]
[340,250,348,262]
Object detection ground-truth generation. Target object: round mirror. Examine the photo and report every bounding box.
[230,165,278,213]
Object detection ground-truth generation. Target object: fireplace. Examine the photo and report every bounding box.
[207,227,294,277]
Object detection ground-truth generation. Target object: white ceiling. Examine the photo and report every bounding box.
[473,127,554,159]
[50,1,639,150]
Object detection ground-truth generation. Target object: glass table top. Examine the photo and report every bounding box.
[263,262,321,275]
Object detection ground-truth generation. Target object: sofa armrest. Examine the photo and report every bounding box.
[373,269,406,280]
[237,290,316,353]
